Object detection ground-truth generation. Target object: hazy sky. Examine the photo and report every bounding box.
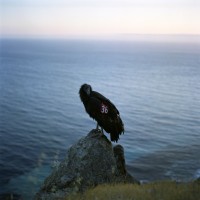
[1,0,200,38]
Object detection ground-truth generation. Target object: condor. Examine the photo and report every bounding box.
[79,84,124,142]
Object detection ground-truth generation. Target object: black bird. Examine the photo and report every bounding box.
[79,84,124,142]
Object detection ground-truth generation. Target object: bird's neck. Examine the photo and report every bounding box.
[80,93,90,104]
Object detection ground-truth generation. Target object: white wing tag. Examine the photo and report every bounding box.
[101,103,108,114]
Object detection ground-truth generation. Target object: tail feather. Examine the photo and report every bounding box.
[110,132,119,142]
[110,116,124,142]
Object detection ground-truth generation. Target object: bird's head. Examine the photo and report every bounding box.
[80,83,92,96]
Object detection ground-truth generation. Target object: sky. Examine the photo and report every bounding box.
[0,0,200,38]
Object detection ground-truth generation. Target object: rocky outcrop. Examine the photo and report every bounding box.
[35,129,138,200]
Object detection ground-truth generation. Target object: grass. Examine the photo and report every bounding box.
[66,180,200,200]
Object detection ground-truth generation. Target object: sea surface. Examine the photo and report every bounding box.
[0,37,200,199]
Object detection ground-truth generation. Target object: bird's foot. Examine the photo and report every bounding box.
[95,123,102,134]
[94,128,101,134]
[95,129,104,137]
[90,128,104,139]
[95,127,104,136]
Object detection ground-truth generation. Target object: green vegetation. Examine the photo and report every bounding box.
[67,180,200,200]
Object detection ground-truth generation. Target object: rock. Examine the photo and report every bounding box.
[34,129,138,200]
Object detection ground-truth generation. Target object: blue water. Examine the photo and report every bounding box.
[0,38,200,199]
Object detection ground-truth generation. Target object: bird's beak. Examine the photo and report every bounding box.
[86,88,90,95]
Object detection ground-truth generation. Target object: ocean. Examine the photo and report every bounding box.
[0,37,200,199]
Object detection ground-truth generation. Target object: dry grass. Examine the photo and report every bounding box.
[66,181,200,200]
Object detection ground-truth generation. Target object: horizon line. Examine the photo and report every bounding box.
[1,33,200,42]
